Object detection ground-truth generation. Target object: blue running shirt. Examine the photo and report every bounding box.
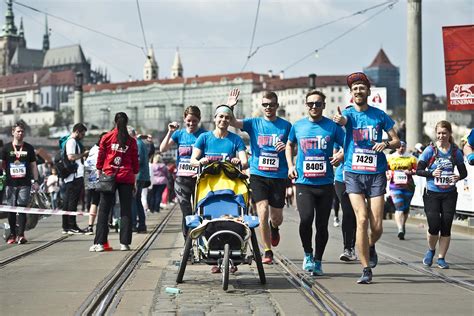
[419,145,464,192]
[342,106,395,174]
[242,117,292,179]
[194,131,246,162]
[171,128,206,177]
[288,117,344,186]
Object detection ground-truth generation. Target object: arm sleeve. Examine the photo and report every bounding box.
[288,126,296,143]
[335,125,345,147]
[455,149,468,180]
[383,113,395,132]
[29,145,37,163]
[242,118,253,133]
[194,134,205,151]
[236,135,246,152]
[171,130,179,143]
[416,160,433,178]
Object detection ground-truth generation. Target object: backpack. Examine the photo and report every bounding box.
[53,135,78,179]
[426,142,459,169]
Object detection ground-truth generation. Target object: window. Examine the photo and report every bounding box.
[331,97,335,103]
[46,92,49,104]
[338,97,342,102]
[331,87,334,92]
[338,87,342,92]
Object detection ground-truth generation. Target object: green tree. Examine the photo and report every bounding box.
[38,124,50,137]
[53,107,74,128]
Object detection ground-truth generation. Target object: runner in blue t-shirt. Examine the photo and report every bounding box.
[286,90,344,276]
[333,72,401,284]
[416,120,467,269]
[463,128,474,165]
[191,105,247,169]
[160,106,207,239]
[228,89,292,265]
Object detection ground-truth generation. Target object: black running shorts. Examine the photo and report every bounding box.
[249,174,286,208]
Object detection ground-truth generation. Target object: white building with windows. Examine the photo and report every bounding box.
[0,69,75,128]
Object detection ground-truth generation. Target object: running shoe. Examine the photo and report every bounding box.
[262,250,274,264]
[68,227,85,235]
[422,249,435,267]
[120,244,130,251]
[61,229,69,235]
[17,236,27,244]
[369,245,378,268]
[6,234,16,244]
[89,244,104,252]
[84,226,94,235]
[357,267,373,284]
[270,221,280,247]
[103,241,113,251]
[437,258,449,269]
[312,260,323,276]
[340,248,357,262]
[333,217,340,227]
[397,230,405,240]
[302,253,314,272]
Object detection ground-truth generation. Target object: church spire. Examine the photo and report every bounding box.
[143,45,158,81]
[2,0,18,36]
[42,14,50,51]
[19,17,24,37]
[171,48,183,79]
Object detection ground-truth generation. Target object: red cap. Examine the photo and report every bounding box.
[347,72,371,88]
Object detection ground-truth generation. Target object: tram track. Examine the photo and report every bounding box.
[76,205,177,316]
[270,249,354,315]
[0,235,69,268]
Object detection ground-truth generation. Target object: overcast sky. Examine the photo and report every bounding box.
[8,0,473,95]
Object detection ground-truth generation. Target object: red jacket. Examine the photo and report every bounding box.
[96,129,139,184]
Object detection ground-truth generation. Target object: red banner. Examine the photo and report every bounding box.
[443,25,474,111]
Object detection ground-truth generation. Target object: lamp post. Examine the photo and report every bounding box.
[74,72,83,124]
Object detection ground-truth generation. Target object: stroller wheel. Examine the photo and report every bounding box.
[250,228,266,284]
[222,243,230,291]
[176,235,193,283]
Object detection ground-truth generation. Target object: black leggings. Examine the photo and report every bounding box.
[174,176,196,239]
[94,183,133,245]
[334,181,357,250]
[423,189,458,237]
[296,184,334,261]
[332,187,340,217]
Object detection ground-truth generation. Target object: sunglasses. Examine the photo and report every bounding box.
[306,101,324,108]
[261,103,278,108]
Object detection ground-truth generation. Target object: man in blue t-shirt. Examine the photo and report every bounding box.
[333,72,400,284]
[463,128,474,165]
[229,89,292,265]
[286,90,344,276]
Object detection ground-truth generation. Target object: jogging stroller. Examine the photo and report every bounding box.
[176,161,266,291]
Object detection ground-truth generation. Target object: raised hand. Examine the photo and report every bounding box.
[168,121,180,132]
[333,106,346,125]
[227,88,240,108]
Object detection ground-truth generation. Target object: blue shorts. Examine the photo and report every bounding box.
[344,172,386,198]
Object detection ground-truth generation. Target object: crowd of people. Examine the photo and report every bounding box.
[0,71,473,286]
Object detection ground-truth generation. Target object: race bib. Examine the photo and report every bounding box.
[177,158,198,177]
[393,171,408,185]
[352,148,377,172]
[434,172,455,188]
[9,162,27,179]
[303,156,326,178]
[258,151,279,171]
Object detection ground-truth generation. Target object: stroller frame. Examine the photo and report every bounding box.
[176,161,266,291]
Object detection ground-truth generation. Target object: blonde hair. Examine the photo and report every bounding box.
[152,153,162,164]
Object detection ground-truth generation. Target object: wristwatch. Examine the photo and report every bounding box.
[384,140,390,149]
[31,179,39,184]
